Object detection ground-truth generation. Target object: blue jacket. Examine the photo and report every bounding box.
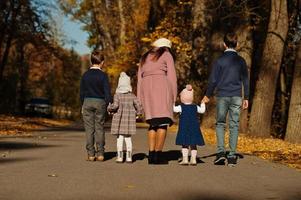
[205,50,249,99]
[80,68,112,104]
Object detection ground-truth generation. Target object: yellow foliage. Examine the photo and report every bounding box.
[0,115,71,136]
[202,128,301,170]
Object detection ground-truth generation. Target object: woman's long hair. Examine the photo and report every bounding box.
[140,47,176,66]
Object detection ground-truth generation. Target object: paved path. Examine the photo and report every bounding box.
[0,126,300,200]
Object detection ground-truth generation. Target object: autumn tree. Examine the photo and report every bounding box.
[249,0,289,137]
[0,0,82,116]
[285,40,301,143]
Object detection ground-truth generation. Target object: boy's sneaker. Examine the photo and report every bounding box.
[227,156,238,167]
[96,155,104,161]
[86,156,96,161]
[214,152,226,165]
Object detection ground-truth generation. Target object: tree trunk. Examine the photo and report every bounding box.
[92,0,116,53]
[0,0,18,83]
[285,42,301,143]
[117,0,126,45]
[279,68,287,124]
[0,0,12,54]
[191,0,215,127]
[249,0,289,137]
[191,0,210,82]
[202,32,223,128]
[0,34,12,82]
[15,41,26,114]
[148,0,166,30]
[236,24,253,133]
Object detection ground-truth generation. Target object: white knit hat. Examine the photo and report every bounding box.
[116,72,132,94]
[152,38,172,48]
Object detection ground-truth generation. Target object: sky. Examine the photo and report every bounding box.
[61,17,90,55]
[48,0,90,55]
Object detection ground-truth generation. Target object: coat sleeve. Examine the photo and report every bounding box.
[137,64,142,102]
[80,77,84,105]
[133,95,143,115]
[107,94,119,112]
[103,73,112,104]
[173,105,182,113]
[166,52,177,102]
[197,103,206,113]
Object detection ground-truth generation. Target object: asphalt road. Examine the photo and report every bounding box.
[0,126,300,200]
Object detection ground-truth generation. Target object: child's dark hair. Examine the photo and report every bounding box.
[91,49,105,65]
[224,32,238,48]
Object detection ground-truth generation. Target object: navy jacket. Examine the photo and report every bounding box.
[205,50,249,99]
[80,68,112,104]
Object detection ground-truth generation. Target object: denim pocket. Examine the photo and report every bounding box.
[231,97,242,107]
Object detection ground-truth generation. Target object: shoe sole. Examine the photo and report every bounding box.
[214,157,226,165]
[96,157,104,161]
[86,157,96,162]
[227,163,236,167]
[179,163,189,166]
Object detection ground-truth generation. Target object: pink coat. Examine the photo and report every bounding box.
[137,51,177,121]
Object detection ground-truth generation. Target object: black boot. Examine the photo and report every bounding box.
[148,151,155,164]
[154,151,168,165]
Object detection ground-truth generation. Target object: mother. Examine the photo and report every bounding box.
[137,38,177,164]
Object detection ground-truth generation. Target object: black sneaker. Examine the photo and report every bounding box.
[214,152,226,165]
[227,156,238,167]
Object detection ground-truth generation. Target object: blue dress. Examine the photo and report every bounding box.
[176,104,205,146]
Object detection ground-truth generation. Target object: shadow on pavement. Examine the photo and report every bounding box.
[286,193,301,200]
[164,150,182,161]
[0,141,62,150]
[104,151,116,161]
[178,192,246,200]
[0,157,40,164]
[133,153,147,162]
[201,152,244,159]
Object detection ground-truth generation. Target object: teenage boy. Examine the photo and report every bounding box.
[202,32,249,166]
[80,50,112,161]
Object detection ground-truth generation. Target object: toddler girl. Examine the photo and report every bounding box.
[108,72,142,163]
[173,84,205,165]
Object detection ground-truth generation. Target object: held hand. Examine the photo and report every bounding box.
[242,100,249,110]
[201,96,210,104]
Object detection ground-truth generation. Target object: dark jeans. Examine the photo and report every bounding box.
[216,96,242,157]
[82,98,106,157]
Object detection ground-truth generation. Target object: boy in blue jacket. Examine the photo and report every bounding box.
[80,50,112,161]
[202,32,249,166]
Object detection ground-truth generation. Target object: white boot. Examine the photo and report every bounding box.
[179,148,189,165]
[126,151,132,163]
[116,135,124,163]
[116,151,123,163]
[125,136,133,163]
[190,150,197,166]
